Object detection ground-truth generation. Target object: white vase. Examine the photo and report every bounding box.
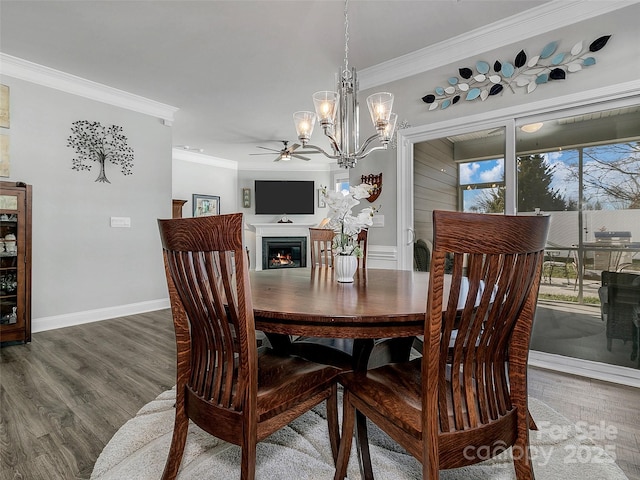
[335,255,358,283]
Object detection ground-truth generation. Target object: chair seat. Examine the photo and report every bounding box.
[257,350,340,421]
[339,359,423,437]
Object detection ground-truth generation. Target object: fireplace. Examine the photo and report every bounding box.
[262,237,307,270]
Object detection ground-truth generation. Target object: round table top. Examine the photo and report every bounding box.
[249,267,430,339]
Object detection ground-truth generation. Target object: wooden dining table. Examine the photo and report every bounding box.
[249,266,431,479]
[250,266,431,366]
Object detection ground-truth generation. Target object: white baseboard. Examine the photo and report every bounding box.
[32,298,170,333]
[529,350,640,388]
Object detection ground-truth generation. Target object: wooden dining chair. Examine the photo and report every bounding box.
[356,229,368,269]
[290,228,385,370]
[334,210,550,480]
[157,213,340,480]
[309,227,335,267]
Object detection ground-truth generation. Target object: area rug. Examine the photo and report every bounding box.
[91,387,628,480]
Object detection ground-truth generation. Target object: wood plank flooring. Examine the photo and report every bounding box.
[1,310,638,480]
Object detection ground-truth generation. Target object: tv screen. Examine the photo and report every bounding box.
[254,180,315,215]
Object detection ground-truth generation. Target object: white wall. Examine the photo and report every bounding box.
[0,76,173,331]
[172,151,238,218]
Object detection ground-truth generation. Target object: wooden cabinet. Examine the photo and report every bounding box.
[172,199,187,219]
[0,181,32,344]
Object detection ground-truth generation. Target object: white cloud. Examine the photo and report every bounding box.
[459,162,480,184]
[479,160,504,183]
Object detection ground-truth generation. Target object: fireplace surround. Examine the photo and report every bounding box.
[262,237,307,270]
[250,223,315,271]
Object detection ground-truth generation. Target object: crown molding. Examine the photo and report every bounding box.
[172,149,238,170]
[239,160,332,172]
[0,53,179,124]
[360,0,637,90]
[171,148,333,171]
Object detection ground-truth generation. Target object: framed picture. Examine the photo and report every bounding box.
[317,188,326,208]
[192,194,220,217]
[0,85,9,129]
[0,134,9,177]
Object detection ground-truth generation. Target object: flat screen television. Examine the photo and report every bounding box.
[254,180,315,215]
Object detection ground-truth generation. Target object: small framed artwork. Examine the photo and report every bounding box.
[317,188,326,208]
[242,188,251,208]
[0,84,9,129]
[192,194,220,217]
[0,134,9,177]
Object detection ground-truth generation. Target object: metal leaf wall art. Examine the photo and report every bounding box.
[421,35,611,111]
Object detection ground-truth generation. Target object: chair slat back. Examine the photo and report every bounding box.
[425,211,549,434]
[158,213,255,413]
[356,229,368,269]
[309,228,335,267]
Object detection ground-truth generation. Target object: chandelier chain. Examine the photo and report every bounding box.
[343,0,349,74]
[291,0,395,169]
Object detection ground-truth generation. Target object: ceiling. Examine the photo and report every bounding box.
[1,0,557,166]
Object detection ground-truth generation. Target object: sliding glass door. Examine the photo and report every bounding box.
[516,107,640,369]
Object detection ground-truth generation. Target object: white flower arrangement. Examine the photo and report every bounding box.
[321,183,379,258]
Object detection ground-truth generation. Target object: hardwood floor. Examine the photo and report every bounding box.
[1,310,638,480]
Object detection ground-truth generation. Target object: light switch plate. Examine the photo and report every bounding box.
[110,216,131,228]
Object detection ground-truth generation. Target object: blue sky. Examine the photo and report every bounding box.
[460,142,637,211]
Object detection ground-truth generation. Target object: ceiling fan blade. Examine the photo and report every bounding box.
[256,146,281,153]
[292,154,311,161]
[287,143,301,153]
[273,154,284,162]
[250,152,280,156]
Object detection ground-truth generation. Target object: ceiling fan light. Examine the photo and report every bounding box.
[312,91,338,127]
[366,92,394,132]
[281,152,291,161]
[293,111,316,145]
[520,122,544,133]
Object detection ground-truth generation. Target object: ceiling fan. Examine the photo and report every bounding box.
[250,140,312,162]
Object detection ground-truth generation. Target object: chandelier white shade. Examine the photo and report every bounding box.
[292,0,396,169]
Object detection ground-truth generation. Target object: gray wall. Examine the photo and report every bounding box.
[1,76,172,328]
[384,5,640,134]
[172,157,238,217]
[349,147,397,247]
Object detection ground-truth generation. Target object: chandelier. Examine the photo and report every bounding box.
[292,0,397,169]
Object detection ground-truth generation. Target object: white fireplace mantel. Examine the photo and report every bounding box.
[250,223,316,271]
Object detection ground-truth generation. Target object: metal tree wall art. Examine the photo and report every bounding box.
[421,35,611,111]
[67,120,134,183]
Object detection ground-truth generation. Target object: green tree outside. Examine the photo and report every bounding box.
[473,154,573,213]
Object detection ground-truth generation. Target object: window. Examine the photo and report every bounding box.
[458,158,505,213]
[333,171,350,194]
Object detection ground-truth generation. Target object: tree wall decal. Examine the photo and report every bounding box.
[67,120,134,183]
